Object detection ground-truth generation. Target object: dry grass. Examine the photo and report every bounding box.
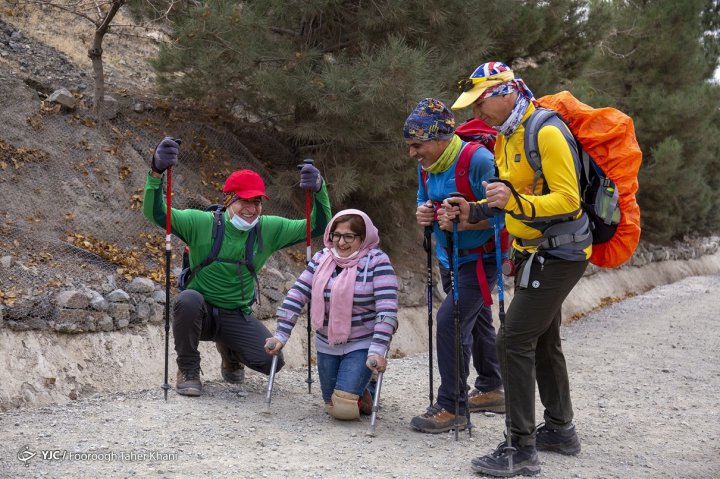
[568,291,639,322]
[4,3,160,93]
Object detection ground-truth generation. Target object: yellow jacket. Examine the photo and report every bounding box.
[494,103,591,259]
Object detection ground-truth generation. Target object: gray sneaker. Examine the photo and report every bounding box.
[535,423,581,456]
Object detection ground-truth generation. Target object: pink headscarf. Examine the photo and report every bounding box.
[310,209,380,345]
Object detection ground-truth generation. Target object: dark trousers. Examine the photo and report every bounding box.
[436,260,502,414]
[499,254,588,446]
[172,289,284,375]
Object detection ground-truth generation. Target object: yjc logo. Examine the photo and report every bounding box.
[17,445,36,467]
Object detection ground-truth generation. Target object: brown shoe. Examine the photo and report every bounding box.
[468,387,505,413]
[216,342,245,384]
[176,368,202,396]
[358,389,373,415]
[410,404,468,433]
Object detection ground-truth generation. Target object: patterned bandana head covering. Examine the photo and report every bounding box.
[403,98,456,141]
[451,61,534,110]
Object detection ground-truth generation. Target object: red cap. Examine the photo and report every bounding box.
[222,170,270,200]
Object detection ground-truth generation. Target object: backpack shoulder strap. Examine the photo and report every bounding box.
[182,206,225,285]
[207,207,225,263]
[455,142,482,202]
[420,165,429,197]
[244,221,262,273]
[242,221,262,305]
[523,108,558,194]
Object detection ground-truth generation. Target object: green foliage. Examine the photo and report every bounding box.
[576,0,720,243]
[148,1,602,250]
[147,0,720,248]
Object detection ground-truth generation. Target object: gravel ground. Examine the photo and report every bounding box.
[1,274,719,479]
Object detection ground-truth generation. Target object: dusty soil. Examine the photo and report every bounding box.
[1,274,718,479]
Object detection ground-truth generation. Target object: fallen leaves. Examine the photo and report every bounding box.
[0,138,49,170]
[66,231,174,283]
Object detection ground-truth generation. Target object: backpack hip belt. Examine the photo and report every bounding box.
[443,244,494,306]
[457,236,497,256]
[515,214,592,252]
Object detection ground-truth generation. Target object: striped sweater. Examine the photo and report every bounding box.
[274,247,399,357]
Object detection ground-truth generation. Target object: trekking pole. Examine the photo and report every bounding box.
[262,350,280,414]
[300,158,315,394]
[488,179,514,472]
[366,352,389,437]
[423,225,434,408]
[446,191,466,441]
[161,165,173,401]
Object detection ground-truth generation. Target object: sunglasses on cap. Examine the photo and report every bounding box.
[456,75,511,93]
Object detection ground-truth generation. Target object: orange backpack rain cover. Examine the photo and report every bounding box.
[536,91,642,268]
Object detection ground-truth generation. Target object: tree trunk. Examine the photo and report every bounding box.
[88,0,125,118]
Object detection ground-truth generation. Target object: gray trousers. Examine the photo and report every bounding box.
[499,253,588,446]
[172,289,284,374]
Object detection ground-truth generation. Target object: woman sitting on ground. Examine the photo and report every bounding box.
[265,209,399,420]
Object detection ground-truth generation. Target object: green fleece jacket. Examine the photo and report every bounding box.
[143,173,331,312]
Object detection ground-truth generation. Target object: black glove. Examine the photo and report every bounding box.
[468,202,503,223]
[299,163,322,192]
[151,137,181,173]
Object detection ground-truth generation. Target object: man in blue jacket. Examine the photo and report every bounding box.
[405,98,505,433]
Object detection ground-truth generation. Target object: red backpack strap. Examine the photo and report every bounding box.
[455,142,481,202]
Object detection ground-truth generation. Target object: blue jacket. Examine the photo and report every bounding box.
[417,141,504,269]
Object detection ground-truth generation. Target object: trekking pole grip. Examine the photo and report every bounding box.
[448,192,465,224]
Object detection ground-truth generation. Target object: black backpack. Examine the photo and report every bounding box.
[177,205,263,303]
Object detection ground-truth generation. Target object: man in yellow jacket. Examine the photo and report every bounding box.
[444,62,589,477]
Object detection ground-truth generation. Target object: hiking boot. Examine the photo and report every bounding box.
[470,438,540,477]
[535,422,582,456]
[216,342,245,384]
[469,387,506,413]
[358,389,373,416]
[410,404,467,433]
[176,368,202,397]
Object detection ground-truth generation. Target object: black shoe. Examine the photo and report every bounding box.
[535,422,581,456]
[470,438,540,477]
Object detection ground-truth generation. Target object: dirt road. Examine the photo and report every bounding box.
[1,274,718,479]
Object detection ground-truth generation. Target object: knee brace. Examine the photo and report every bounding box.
[328,389,360,420]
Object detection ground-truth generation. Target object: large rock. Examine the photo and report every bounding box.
[55,290,91,309]
[126,277,155,294]
[47,88,75,109]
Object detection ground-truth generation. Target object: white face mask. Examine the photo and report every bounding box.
[331,247,359,259]
[230,213,259,231]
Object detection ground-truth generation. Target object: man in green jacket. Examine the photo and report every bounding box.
[143,137,332,396]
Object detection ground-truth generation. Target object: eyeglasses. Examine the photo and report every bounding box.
[329,232,360,243]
